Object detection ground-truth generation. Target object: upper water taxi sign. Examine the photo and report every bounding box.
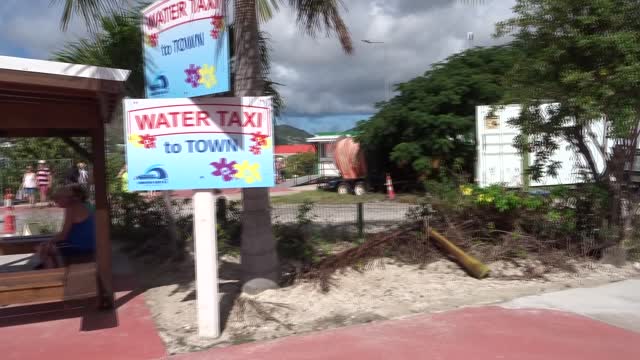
[142,0,230,98]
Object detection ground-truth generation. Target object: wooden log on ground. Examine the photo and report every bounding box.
[428,228,490,279]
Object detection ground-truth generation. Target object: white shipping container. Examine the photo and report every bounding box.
[475,104,609,188]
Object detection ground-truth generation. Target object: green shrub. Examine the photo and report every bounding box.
[282,152,317,178]
[110,192,189,259]
[275,200,323,264]
[471,185,545,213]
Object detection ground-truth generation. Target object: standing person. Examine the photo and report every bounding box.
[275,157,285,183]
[78,162,89,188]
[22,165,37,207]
[36,160,52,206]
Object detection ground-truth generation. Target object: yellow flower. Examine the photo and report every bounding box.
[128,134,144,148]
[233,160,262,184]
[460,185,473,196]
[261,137,272,150]
[477,194,494,203]
[198,64,217,89]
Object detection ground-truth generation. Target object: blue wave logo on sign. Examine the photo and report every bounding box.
[135,164,169,186]
[148,75,169,96]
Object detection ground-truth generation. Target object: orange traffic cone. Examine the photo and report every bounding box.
[3,206,16,235]
[385,173,396,200]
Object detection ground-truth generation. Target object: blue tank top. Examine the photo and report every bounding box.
[67,211,96,251]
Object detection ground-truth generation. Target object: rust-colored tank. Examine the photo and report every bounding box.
[333,137,367,180]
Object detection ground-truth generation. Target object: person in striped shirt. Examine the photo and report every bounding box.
[37,160,52,206]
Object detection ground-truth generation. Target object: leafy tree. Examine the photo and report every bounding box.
[495,0,640,231]
[282,152,317,177]
[56,0,353,291]
[0,138,81,161]
[357,45,519,183]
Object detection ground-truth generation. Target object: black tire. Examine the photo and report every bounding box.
[337,182,351,195]
[354,181,367,196]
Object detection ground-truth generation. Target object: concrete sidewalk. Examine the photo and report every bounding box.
[502,279,640,333]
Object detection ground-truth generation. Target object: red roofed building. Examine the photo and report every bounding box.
[275,144,316,158]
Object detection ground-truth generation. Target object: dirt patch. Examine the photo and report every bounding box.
[135,255,639,355]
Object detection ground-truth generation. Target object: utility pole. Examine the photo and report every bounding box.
[361,39,389,101]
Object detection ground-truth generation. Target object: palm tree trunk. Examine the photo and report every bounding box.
[234,0,279,292]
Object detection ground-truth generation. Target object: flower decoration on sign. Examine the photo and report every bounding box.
[249,145,262,155]
[184,64,201,88]
[248,132,269,155]
[198,64,217,89]
[128,134,144,148]
[261,137,272,150]
[210,15,225,39]
[233,160,262,184]
[251,132,268,145]
[144,33,158,48]
[138,134,157,149]
[211,158,238,182]
[149,34,158,47]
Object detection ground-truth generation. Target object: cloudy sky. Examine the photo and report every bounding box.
[0,0,516,134]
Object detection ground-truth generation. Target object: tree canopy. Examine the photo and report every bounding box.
[356,45,520,182]
[496,0,640,184]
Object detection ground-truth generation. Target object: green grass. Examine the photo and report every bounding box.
[271,190,421,204]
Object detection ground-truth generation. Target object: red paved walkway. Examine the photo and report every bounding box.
[174,306,640,360]
[0,275,166,360]
[3,282,640,360]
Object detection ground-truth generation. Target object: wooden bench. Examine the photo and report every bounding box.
[0,235,51,255]
[0,235,99,307]
[0,262,97,306]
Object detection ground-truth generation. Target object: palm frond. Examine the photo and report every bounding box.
[257,0,281,22]
[51,8,145,97]
[52,0,126,31]
[264,80,285,118]
[285,0,353,53]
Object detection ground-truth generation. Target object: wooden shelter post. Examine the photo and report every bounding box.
[91,125,114,307]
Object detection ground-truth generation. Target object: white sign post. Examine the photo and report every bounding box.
[193,190,219,337]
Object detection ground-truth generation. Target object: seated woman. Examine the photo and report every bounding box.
[35,185,95,269]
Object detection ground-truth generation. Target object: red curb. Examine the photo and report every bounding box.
[173,306,640,360]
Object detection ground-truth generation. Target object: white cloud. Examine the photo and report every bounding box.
[263,0,516,116]
[0,0,517,124]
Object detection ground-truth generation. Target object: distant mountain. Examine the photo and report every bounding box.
[275,125,313,145]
